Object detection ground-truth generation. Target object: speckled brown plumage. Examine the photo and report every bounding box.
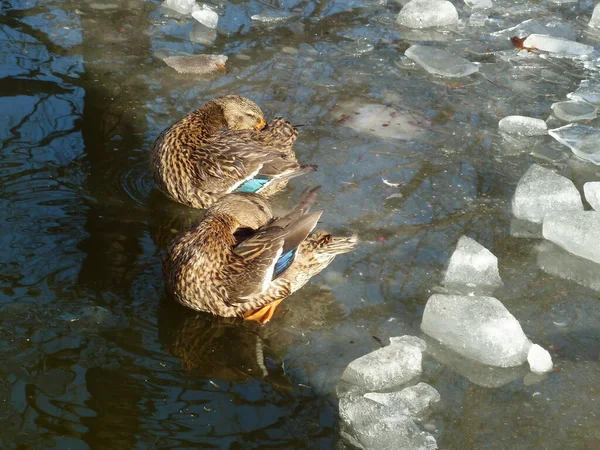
[151,95,316,209]
[162,188,357,321]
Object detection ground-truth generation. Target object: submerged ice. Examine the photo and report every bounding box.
[405,45,479,78]
[543,211,600,264]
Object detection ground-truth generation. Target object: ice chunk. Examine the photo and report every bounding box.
[551,100,598,121]
[498,116,547,136]
[341,342,422,390]
[332,102,425,140]
[397,0,458,29]
[543,210,600,264]
[568,79,600,105]
[463,0,492,10]
[536,240,600,292]
[162,0,197,15]
[163,54,227,75]
[365,383,440,419]
[251,10,296,23]
[522,34,595,56]
[191,4,218,28]
[549,124,600,164]
[492,19,575,40]
[190,23,217,46]
[590,4,600,28]
[390,335,427,352]
[421,294,532,367]
[527,344,553,374]
[339,392,437,450]
[443,236,503,292]
[584,182,600,210]
[404,45,479,78]
[511,164,583,223]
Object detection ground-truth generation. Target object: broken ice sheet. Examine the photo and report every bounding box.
[443,235,503,293]
[396,0,458,29]
[543,210,600,264]
[421,294,532,367]
[498,116,547,136]
[404,45,479,78]
[340,342,422,391]
[590,4,600,29]
[332,101,425,140]
[549,124,600,164]
[551,100,598,122]
[492,19,576,40]
[522,34,595,56]
[511,164,583,223]
[163,54,227,75]
[583,182,600,210]
[463,0,492,10]
[190,23,217,46]
[364,383,441,419]
[191,4,218,29]
[162,0,197,15]
[251,10,296,23]
[568,79,600,104]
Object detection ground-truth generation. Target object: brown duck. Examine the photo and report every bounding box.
[162,187,357,324]
[151,95,316,209]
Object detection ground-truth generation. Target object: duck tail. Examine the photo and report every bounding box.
[311,232,359,256]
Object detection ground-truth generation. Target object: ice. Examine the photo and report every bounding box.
[162,0,197,15]
[191,5,218,29]
[332,101,425,140]
[536,240,600,292]
[463,0,492,10]
[543,210,600,264]
[498,116,547,136]
[404,45,479,78]
[251,10,296,23]
[551,100,598,121]
[522,34,595,56]
[590,4,600,28]
[390,335,427,352]
[421,294,532,367]
[163,54,227,74]
[527,344,553,374]
[549,124,600,164]
[511,164,583,223]
[568,79,600,104]
[339,392,437,450]
[468,13,488,27]
[396,0,458,29]
[340,342,422,390]
[510,218,543,239]
[364,383,441,419]
[443,236,503,293]
[584,182,600,210]
[492,19,575,40]
[190,23,217,46]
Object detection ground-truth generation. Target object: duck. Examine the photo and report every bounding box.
[162,187,357,324]
[151,95,316,209]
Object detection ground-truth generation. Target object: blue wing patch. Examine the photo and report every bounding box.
[236,178,270,193]
[274,249,296,278]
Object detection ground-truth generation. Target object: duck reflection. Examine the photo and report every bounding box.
[157,297,293,390]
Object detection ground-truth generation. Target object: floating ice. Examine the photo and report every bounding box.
[443,236,503,292]
[390,335,427,352]
[498,116,547,136]
[469,13,488,27]
[341,342,422,391]
[590,4,600,29]
[162,0,197,15]
[527,344,553,374]
[332,102,425,140]
[190,23,217,46]
[191,5,218,29]
[365,383,441,419]
[549,124,600,164]
[492,19,575,40]
[522,34,595,56]
[584,182,600,210]
[551,100,598,121]
[536,240,600,292]
[463,0,492,10]
[339,392,437,450]
[163,54,227,74]
[510,218,543,239]
[404,45,479,78]
[396,0,458,29]
[421,294,532,367]
[568,79,600,104]
[511,164,583,223]
[251,10,296,23]
[543,210,600,264]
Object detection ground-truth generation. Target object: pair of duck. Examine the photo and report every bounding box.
[153,95,357,324]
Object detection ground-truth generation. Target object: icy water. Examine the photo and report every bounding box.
[1,0,600,448]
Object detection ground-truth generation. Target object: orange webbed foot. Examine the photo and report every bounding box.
[243,299,285,324]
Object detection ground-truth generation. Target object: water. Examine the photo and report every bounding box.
[1,0,599,448]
